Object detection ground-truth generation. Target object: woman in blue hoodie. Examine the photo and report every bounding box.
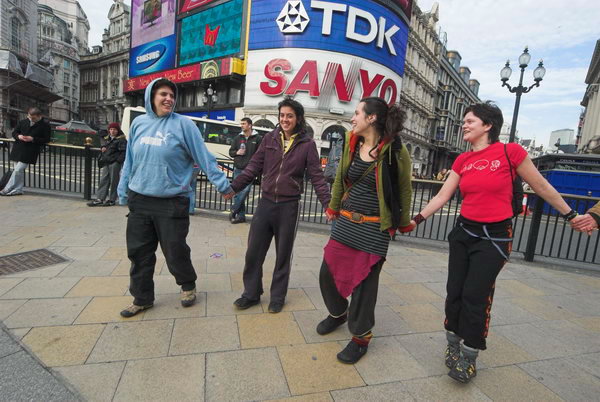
[117,78,234,317]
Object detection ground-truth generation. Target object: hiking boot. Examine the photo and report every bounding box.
[234,296,260,310]
[120,303,153,318]
[316,314,347,335]
[87,199,104,207]
[181,288,196,307]
[268,301,284,313]
[445,343,461,368]
[448,345,478,383]
[103,200,116,206]
[337,340,368,364]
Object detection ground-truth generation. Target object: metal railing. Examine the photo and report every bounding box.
[1,140,598,265]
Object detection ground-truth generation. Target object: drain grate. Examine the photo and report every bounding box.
[0,249,68,276]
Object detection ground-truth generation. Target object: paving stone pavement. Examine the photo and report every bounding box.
[1,194,600,401]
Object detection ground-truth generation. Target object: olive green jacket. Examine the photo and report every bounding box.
[588,201,600,226]
[328,132,413,231]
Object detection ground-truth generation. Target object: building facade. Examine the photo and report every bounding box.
[548,128,574,151]
[430,49,481,174]
[399,2,440,176]
[79,0,130,129]
[38,4,80,123]
[579,39,600,154]
[38,0,90,54]
[0,0,59,133]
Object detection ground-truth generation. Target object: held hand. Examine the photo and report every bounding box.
[24,135,34,142]
[570,214,598,234]
[236,148,246,155]
[223,191,235,200]
[397,221,417,233]
[325,210,337,222]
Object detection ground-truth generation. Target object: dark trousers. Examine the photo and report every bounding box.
[126,191,196,306]
[445,216,512,350]
[242,198,300,304]
[319,259,384,336]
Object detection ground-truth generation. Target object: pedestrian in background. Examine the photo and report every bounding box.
[88,122,127,207]
[407,101,576,384]
[231,98,330,314]
[317,97,413,364]
[1,107,51,196]
[117,78,234,317]
[228,117,262,224]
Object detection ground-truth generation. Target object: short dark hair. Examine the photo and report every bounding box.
[278,97,307,134]
[28,107,42,116]
[463,101,504,143]
[151,78,177,102]
[241,117,253,126]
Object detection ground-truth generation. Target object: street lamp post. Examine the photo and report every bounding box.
[500,47,546,143]
[202,84,218,119]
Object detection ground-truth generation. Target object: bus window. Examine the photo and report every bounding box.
[197,121,242,145]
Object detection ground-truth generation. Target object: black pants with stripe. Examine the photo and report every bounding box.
[126,191,196,306]
[242,198,300,304]
[445,216,513,350]
[319,259,384,336]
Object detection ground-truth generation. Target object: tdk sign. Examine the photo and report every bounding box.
[129,35,177,78]
[249,0,408,76]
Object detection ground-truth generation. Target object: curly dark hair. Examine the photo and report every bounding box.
[360,97,407,157]
[277,97,307,134]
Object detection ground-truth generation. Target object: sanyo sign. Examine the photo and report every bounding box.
[249,0,409,77]
[278,1,401,56]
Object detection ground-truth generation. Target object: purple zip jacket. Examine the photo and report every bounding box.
[231,127,330,208]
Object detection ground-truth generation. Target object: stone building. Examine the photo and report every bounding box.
[79,0,130,129]
[38,0,90,54]
[37,4,80,123]
[0,0,59,133]
[399,2,441,176]
[579,39,600,154]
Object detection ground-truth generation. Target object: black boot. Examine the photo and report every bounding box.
[445,331,461,368]
[316,314,347,335]
[448,344,478,383]
[337,333,372,364]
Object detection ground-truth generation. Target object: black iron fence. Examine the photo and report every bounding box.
[1,139,598,265]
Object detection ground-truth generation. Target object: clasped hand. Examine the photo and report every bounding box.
[570,214,598,235]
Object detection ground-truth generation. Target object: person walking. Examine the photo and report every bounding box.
[88,123,127,207]
[317,97,413,364]
[1,107,51,196]
[407,101,576,383]
[117,78,234,317]
[231,98,330,314]
[228,117,262,223]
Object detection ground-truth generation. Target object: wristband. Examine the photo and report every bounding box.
[562,209,577,222]
[413,213,425,225]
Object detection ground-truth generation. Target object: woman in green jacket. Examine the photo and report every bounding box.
[317,97,413,364]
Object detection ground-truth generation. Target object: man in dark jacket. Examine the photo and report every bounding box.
[87,122,127,206]
[228,117,262,223]
[1,107,51,196]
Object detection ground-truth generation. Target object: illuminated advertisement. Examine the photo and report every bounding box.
[179,0,243,66]
[248,0,409,76]
[125,64,201,93]
[131,0,177,48]
[245,48,403,115]
[129,35,176,78]
[391,0,412,20]
[179,0,220,14]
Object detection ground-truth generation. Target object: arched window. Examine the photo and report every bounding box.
[405,143,412,154]
[321,125,346,142]
[305,124,314,138]
[413,146,421,160]
[253,119,275,130]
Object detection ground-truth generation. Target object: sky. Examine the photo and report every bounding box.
[77,0,600,149]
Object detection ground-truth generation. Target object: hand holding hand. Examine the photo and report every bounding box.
[397,221,416,233]
[325,210,337,222]
[570,214,598,235]
[223,191,235,200]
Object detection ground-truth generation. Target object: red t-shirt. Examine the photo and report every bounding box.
[452,142,528,222]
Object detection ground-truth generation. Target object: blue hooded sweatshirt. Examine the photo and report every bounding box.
[117,78,232,204]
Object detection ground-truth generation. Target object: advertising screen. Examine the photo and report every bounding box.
[245,48,403,115]
[129,35,177,78]
[131,0,177,48]
[179,0,221,14]
[179,0,243,66]
[248,0,409,77]
[125,64,201,93]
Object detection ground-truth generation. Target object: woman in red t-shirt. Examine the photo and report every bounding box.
[407,102,575,384]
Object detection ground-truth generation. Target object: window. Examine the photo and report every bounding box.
[64,59,71,69]
[11,18,22,53]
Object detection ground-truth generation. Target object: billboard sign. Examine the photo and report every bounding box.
[248,0,409,76]
[179,0,220,14]
[124,64,202,93]
[129,35,177,78]
[131,0,177,48]
[179,0,243,66]
[245,48,403,115]
[181,109,236,121]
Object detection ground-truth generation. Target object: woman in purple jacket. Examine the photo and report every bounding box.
[231,98,331,313]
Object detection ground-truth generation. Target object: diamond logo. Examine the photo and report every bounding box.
[276,0,310,34]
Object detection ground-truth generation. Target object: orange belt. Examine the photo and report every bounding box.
[340,209,380,223]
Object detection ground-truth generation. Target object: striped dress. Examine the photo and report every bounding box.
[330,155,391,257]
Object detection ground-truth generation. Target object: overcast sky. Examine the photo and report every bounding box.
[77,0,600,148]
